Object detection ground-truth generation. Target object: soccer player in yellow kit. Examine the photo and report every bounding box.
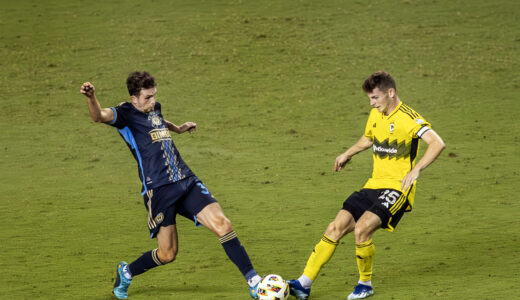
[288,71,446,299]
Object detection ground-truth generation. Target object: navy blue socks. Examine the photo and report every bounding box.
[219,231,258,283]
[128,248,163,277]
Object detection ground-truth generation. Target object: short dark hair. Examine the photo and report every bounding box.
[362,71,396,93]
[126,71,157,96]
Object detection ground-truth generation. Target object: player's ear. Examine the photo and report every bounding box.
[130,95,138,105]
[387,88,396,98]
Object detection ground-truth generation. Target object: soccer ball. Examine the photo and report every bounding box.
[257,274,290,300]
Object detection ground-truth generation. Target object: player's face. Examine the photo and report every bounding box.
[132,87,157,113]
[367,87,394,115]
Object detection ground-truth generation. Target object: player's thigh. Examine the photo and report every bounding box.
[156,224,179,254]
[177,179,228,235]
[195,202,233,236]
[325,209,356,241]
[367,188,408,232]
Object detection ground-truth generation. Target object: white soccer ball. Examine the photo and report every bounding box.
[257,274,290,300]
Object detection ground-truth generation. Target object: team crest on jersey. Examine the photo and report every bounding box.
[415,118,424,124]
[154,212,164,225]
[389,123,394,133]
[151,115,162,127]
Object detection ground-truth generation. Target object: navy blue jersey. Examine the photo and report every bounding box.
[107,101,194,194]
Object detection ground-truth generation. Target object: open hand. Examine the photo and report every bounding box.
[401,168,420,192]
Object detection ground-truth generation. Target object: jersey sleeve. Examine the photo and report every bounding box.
[404,113,431,139]
[363,109,377,140]
[107,102,129,129]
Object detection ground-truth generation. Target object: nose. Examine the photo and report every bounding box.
[370,99,376,106]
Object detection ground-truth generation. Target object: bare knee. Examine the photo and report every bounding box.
[214,215,233,237]
[157,247,178,264]
[325,220,352,241]
[354,212,381,244]
[354,223,374,244]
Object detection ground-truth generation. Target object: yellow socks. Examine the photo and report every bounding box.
[355,239,375,282]
[302,235,339,281]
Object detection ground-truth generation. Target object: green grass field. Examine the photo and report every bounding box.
[1,0,519,299]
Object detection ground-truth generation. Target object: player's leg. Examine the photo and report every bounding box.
[180,179,261,298]
[129,224,178,275]
[346,211,380,300]
[113,185,180,300]
[348,188,408,300]
[156,224,179,263]
[195,202,262,295]
[354,208,381,279]
[288,209,355,299]
[113,224,177,299]
[303,209,356,282]
[289,190,369,299]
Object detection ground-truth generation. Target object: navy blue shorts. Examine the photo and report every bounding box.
[143,176,217,238]
[342,188,409,232]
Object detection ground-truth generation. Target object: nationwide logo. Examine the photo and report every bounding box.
[373,145,398,154]
[150,128,172,143]
[372,137,412,159]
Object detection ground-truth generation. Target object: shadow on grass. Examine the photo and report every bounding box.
[129,283,217,297]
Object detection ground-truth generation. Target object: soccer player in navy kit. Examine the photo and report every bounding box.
[80,71,262,299]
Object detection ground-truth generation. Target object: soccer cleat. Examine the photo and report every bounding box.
[347,283,374,299]
[249,281,259,299]
[113,261,132,299]
[288,279,311,300]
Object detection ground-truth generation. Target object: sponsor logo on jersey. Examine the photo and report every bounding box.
[149,128,172,143]
[373,145,398,154]
[372,137,411,159]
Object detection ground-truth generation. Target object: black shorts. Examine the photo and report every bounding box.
[342,188,410,232]
[143,176,217,238]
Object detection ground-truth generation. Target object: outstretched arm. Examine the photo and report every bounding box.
[401,129,446,191]
[80,82,114,123]
[334,135,373,172]
[165,120,197,134]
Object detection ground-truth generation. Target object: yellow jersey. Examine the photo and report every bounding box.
[363,102,431,210]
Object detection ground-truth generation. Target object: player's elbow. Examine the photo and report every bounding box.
[91,113,112,124]
[91,116,104,123]
[89,113,104,123]
[430,134,446,153]
[437,139,446,152]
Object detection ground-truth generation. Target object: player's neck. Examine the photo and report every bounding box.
[384,98,401,116]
